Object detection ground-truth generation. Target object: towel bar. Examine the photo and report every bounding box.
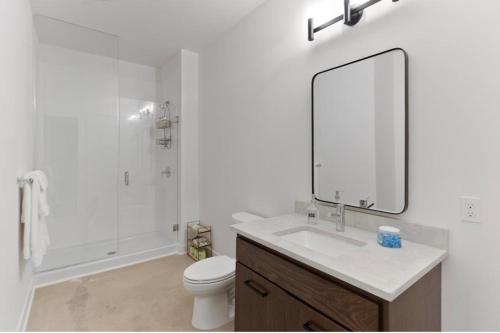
[17,177,33,188]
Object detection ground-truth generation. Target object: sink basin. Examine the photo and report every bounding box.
[274,226,366,257]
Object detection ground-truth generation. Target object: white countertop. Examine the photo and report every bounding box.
[230,214,448,302]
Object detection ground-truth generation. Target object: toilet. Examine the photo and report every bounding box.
[183,255,236,330]
[183,212,263,330]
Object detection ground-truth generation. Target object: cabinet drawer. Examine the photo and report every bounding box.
[237,237,380,331]
[285,290,348,332]
[236,263,347,332]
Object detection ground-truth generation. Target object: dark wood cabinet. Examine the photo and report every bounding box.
[283,291,348,332]
[235,236,441,332]
[236,263,346,332]
[235,262,285,331]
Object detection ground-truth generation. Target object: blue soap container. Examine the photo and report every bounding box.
[378,226,402,248]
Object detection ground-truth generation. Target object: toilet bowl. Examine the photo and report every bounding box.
[183,255,236,330]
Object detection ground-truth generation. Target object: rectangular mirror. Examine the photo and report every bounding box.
[312,48,407,214]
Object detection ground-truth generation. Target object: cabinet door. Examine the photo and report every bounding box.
[235,263,287,331]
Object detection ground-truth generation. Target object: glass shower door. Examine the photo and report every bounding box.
[118,99,179,255]
[35,16,120,271]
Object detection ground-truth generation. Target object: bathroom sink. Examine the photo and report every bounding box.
[274,226,366,257]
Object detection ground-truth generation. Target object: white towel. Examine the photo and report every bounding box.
[21,170,51,267]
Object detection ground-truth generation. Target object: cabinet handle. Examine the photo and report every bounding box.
[124,171,129,186]
[244,280,269,297]
[303,321,325,332]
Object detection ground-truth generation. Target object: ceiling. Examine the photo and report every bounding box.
[31,0,266,67]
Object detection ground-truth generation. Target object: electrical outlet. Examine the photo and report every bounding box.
[460,196,481,223]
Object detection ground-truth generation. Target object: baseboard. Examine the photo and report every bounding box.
[17,283,35,332]
[176,243,186,254]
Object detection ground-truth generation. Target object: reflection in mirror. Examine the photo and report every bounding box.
[312,49,407,214]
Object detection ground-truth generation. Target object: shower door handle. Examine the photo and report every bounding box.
[124,171,130,186]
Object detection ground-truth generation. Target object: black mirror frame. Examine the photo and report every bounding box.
[311,48,409,215]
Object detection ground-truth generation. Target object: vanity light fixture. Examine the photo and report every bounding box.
[308,0,400,41]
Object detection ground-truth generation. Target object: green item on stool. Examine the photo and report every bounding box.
[189,246,197,258]
[198,249,207,260]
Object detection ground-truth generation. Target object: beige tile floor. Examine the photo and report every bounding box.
[27,255,234,332]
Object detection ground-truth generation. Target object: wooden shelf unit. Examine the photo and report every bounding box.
[187,221,213,261]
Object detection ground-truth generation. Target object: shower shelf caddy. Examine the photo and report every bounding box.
[156,101,179,149]
[186,221,213,261]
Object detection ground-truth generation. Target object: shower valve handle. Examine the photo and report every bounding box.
[124,171,130,186]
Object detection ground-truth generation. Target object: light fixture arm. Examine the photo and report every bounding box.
[307,0,399,41]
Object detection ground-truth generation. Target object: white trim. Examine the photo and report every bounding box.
[17,283,35,332]
[176,243,186,254]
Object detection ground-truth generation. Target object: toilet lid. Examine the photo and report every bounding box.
[184,256,236,283]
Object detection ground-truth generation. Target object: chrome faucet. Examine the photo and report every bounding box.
[328,191,346,232]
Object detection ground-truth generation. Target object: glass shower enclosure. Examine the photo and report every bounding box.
[34,16,178,272]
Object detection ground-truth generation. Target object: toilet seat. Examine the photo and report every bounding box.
[184,273,235,285]
[183,256,236,284]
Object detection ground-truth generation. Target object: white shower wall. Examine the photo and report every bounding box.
[37,43,120,250]
[159,50,199,247]
[119,97,157,238]
[119,60,179,242]
[118,60,177,241]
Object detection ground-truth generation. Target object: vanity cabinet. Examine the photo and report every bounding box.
[235,236,441,332]
[236,263,346,332]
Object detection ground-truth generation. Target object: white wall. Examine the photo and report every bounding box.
[0,0,36,330]
[199,0,500,330]
[120,60,158,102]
